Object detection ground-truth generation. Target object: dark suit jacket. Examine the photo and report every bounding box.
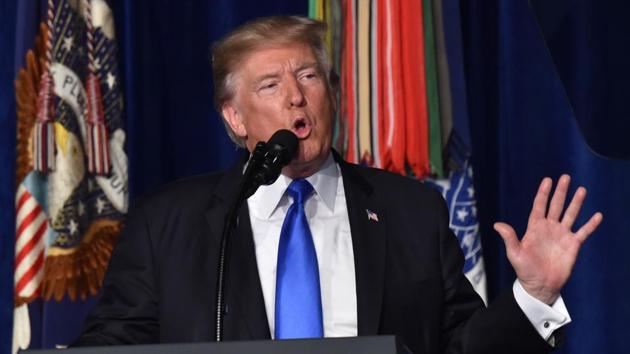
[75,152,553,354]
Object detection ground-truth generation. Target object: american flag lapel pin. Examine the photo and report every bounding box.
[366,209,379,222]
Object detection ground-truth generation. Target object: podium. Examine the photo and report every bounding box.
[22,336,412,354]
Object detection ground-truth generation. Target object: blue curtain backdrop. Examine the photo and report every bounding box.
[530,0,630,160]
[1,1,629,354]
[463,1,630,354]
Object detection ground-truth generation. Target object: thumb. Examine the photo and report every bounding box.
[494,222,520,253]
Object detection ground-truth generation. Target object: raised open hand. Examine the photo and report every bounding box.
[493,175,603,305]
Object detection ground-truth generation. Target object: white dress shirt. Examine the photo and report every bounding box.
[247,152,571,341]
[248,154,357,338]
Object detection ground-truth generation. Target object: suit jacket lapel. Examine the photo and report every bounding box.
[335,152,387,336]
[204,159,270,340]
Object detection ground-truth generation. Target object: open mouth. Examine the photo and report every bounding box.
[291,117,312,139]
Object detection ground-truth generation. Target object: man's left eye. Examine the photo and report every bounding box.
[300,72,317,80]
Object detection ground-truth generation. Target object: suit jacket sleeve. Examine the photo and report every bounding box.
[433,192,553,354]
[73,200,160,346]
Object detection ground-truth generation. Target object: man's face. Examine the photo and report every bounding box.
[222,42,335,178]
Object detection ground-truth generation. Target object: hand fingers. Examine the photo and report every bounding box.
[561,186,586,229]
[528,177,552,225]
[575,212,603,243]
[494,222,520,253]
[547,175,570,221]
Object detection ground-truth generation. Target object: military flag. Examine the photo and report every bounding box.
[426,164,487,302]
[13,0,128,351]
[310,0,487,300]
[427,0,487,300]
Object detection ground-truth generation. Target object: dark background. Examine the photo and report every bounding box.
[2,1,629,353]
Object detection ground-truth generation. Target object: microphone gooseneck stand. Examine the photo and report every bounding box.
[214,142,265,342]
[215,130,298,341]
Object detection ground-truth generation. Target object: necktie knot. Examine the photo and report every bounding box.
[287,179,314,204]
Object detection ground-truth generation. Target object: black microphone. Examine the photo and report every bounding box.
[253,129,299,186]
[215,129,298,342]
[241,129,298,198]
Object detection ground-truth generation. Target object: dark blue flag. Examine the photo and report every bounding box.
[12,0,127,351]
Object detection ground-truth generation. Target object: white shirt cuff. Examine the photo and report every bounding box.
[512,280,572,341]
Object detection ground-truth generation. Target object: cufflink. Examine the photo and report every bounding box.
[366,209,379,222]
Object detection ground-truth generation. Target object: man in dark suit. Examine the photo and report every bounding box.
[75,16,602,353]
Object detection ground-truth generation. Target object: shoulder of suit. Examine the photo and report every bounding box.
[343,162,444,203]
[131,171,227,213]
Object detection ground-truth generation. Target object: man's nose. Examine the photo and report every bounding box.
[287,78,306,107]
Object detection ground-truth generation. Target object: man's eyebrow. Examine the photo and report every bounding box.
[295,61,320,73]
[251,62,321,87]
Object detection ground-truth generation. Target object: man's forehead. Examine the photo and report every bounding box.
[239,44,318,75]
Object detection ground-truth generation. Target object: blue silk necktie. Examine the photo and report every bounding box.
[274,179,323,339]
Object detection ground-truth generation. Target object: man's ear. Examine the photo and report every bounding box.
[221,102,247,139]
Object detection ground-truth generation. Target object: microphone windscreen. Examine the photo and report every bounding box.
[267,129,298,160]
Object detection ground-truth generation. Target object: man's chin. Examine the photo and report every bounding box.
[284,150,329,178]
